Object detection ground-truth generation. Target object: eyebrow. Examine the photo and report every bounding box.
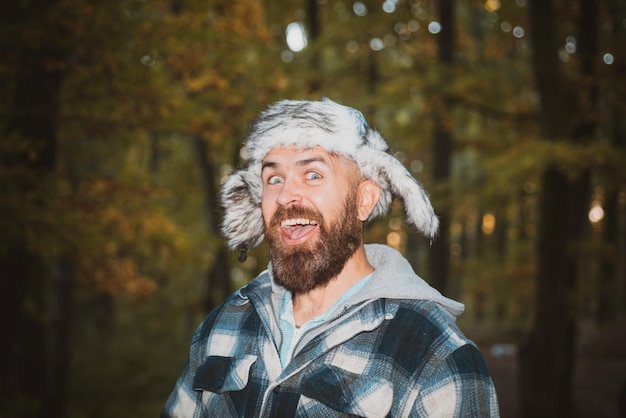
[261,156,331,172]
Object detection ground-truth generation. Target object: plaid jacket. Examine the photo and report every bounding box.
[162,245,500,417]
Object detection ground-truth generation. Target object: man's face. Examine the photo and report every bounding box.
[261,146,363,293]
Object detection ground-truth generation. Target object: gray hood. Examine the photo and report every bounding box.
[357,244,464,317]
[269,243,464,319]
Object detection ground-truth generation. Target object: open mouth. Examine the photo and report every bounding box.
[280,218,319,242]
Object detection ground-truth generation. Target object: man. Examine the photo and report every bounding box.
[162,98,500,417]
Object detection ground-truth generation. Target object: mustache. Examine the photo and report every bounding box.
[269,205,323,228]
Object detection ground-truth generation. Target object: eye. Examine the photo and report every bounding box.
[267,175,283,185]
[306,171,322,180]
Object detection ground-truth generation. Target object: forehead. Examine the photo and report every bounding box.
[262,145,328,163]
[261,145,358,171]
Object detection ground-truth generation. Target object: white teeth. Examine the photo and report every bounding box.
[281,218,319,227]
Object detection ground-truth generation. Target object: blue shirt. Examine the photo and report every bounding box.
[278,275,372,367]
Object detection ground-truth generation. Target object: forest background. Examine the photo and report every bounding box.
[1,0,625,417]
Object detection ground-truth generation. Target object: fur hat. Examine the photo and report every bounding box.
[220,98,438,257]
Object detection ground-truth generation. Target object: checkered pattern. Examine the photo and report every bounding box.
[161,275,500,417]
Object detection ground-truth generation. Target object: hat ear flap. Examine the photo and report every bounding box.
[359,149,439,238]
[220,165,265,250]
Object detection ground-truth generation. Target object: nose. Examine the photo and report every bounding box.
[275,177,302,207]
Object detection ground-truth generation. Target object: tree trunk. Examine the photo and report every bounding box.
[598,0,626,324]
[44,256,75,418]
[192,136,232,311]
[306,0,321,93]
[428,0,454,294]
[521,167,581,417]
[520,1,597,416]
[0,249,48,417]
[0,2,69,416]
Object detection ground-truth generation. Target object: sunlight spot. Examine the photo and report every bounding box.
[410,160,424,173]
[408,20,420,32]
[281,50,294,62]
[565,36,576,53]
[513,26,525,38]
[588,204,604,223]
[501,21,512,32]
[387,231,402,248]
[603,53,614,65]
[395,109,410,125]
[524,181,536,194]
[383,0,397,13]
[482,213,496,235]
[411,4,427,19]
[141,55,155,66]
[346,40,359,53]
[389,218,403,231]
[286,22,308,52]
[353,2,367,16]
[395,22,412,40]
[370,38,384,51]
[428,21,441,34]
[485,0,501,12]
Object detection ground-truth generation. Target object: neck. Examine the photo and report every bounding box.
[292,245,373,327]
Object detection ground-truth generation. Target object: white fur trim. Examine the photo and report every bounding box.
[220,164,265,250]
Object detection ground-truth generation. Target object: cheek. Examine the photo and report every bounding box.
[261,193,276,224]
[313,194,343,220]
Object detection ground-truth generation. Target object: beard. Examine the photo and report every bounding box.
[265,190,362,294]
